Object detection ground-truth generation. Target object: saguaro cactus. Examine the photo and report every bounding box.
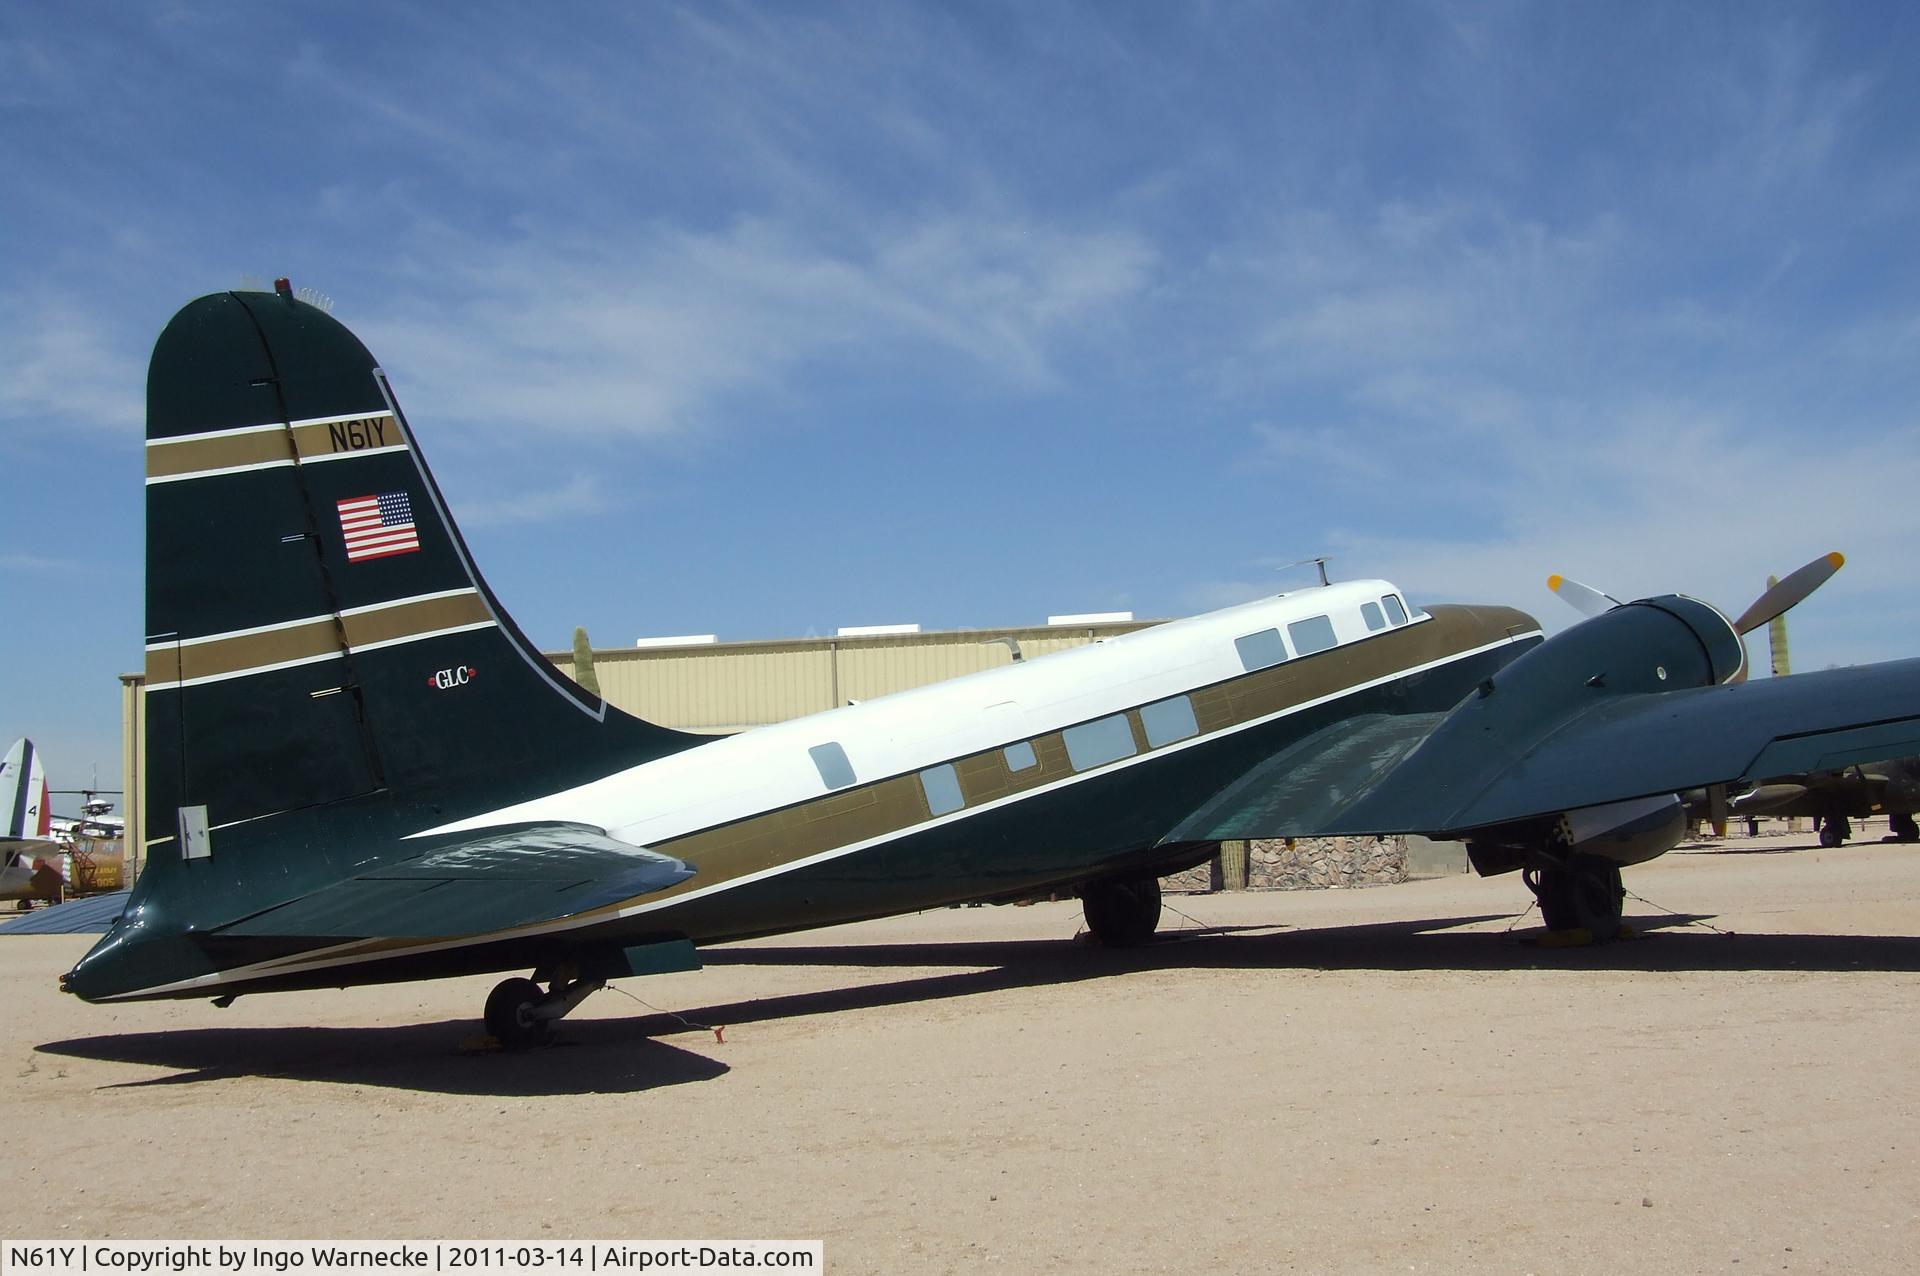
[571,626,601,697]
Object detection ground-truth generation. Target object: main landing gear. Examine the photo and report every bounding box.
[483,968,606,1051]
[1888,813,1919,843]
[1815,813,1852,848]
[1523,855,1625,941]
[1081,874,1163,947]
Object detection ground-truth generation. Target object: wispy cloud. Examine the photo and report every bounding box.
[0,300,145,433]
[451,473,615,529]
[358,214,1154,439]
[0,551,86,573]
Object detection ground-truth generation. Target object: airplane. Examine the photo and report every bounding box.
[1728,757,1920,846]
[2,738,66,907]
[1550,574,1920,848]
[43,283,1920,1049]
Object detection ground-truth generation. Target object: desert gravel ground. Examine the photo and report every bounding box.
[4,828,1919,1274]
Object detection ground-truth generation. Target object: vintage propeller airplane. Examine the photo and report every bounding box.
[2,738,67,907]
[46,284,1920,1047]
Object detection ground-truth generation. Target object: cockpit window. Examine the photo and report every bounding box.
[1382,595,1408,626]
[1361,601,1386,631]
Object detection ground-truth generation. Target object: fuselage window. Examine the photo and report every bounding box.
[1288,614,1338,656]
[920,763,965,816]
[1004,740,1038,772]
[1063,714,1137,772]
[1382,595,1408,626]
[1140,695,1198,748]
[1361,601,1386,631]
[1234,628,1288,672]
[809,741,856,790]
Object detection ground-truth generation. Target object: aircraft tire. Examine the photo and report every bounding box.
[1532,858,1623,940]
[484,976,551,1051]
[1889,813,1919,843]
[1819,821,1846,849]
[1082,875,1162,947]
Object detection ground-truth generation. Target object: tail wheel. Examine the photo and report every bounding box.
[484,976,551,1051]
[1081,875,1163,947]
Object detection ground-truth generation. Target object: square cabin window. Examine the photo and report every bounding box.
[1063,714,1137,772]
[1004,740,1038,772]
[1235,628,1288,672]
[1288,614,1338,656]
[920,763,964,816]
[1382,595,1408,626]
[809,742,856,790]
[1140,695,1198,748]
[1361,601,1386,631]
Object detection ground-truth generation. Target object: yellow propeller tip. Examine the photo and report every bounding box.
[1547,574,1564,592]
[1827,551,1845,569]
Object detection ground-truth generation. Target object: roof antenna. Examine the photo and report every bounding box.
[1275,556,1333,587]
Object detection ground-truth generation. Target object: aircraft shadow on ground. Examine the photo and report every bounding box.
[669,911,1920,1034]
[36,1019,729,1097]
[39,913,1920,1087]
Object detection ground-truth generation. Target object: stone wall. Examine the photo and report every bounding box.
[1163,836,1409,893]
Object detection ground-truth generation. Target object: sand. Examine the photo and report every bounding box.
[5,830,1919,1274]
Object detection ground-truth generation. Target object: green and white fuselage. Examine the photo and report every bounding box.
[58,288,1920,1037]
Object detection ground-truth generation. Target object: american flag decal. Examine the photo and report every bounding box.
[337,492,421,562]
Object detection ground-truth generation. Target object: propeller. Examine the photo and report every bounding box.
[1547,552,1843,636]
[1546,551,1845,687]
[1546,574,1621,620]
[1546,552,1845,841]
[1728,552,1845,637]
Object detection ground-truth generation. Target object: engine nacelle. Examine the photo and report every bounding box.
[1494,593,1745,702]
[1466,793,1686,876]
[1560,793,1688,866]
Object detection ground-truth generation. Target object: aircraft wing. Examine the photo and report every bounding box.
[214,821,693,939]
[1167,657,1920,842]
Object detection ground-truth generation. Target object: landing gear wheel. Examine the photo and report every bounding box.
[1889,813,1918,843]
[1528,857,1624,941]
[1081,876,1163,947]
[484,976,550,1051]
[1818,816,1849,848]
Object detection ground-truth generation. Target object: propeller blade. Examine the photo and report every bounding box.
[1729,552,1845,636]
[1546,574,1621,620]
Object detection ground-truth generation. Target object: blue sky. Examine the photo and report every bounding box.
[4,2,1919,799]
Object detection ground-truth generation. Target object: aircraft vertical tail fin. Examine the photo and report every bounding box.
[2,738,50,843]
[140,288,698,862]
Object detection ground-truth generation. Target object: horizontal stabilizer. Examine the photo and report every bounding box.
[0,891,130,935]
[215,822,693,939]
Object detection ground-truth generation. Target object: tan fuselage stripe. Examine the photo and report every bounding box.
[145,414,404,481]
[145,592,493,686]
